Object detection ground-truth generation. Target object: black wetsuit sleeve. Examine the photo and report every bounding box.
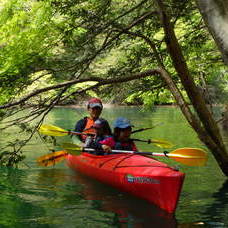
[74,118,86,142]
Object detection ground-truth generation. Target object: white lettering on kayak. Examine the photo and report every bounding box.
[125,174,160,184]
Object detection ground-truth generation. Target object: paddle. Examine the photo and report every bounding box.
[37,150,68,167]
[38,124,95,137]
[131,122,164,134]
[37,142,208,167]
[36,148,80,167]
[132,138,174,149]
[38,124,173,148]
[62,143,207,167]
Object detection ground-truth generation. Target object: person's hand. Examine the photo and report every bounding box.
[102,145,112,153]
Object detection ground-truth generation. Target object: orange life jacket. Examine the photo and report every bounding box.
[81,117,96,141]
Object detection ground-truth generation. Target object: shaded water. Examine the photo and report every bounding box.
[1,106,228,227]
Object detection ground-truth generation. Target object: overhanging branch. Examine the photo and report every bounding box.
[0,69,160,109]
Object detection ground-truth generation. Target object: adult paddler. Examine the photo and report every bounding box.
[74,98,112,145]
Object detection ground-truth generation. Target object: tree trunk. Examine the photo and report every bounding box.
[196,0,228,65]
[158,68,228,171]
[156,0,228,176]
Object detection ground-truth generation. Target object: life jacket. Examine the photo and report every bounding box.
[85,135,110,152]
[81,117,96,141]
[114,140,135,151]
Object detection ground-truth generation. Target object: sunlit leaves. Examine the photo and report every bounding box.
[0,0,227,108]
[0,0,60,101]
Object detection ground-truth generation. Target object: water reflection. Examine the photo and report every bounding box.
[0,167,48,228]
[201,180,228,227]
[68,169,177,228]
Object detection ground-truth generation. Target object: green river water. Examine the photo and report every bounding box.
[1,106,228,227]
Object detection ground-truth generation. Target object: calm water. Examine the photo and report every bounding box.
[1,106,228,227]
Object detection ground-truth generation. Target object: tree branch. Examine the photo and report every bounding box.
[0,69,160,109]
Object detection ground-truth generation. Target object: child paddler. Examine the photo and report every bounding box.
[74,98,111,143]
[93,117,138,154]
[84,118,112,154]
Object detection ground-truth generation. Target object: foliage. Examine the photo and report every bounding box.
[0,0,60,104]
[0,148,26,167]
[206,68,228,104]
[0,0,227,106]
[1,0,228,167]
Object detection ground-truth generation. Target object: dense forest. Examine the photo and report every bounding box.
[0,0,228,174]
[1,0,227,106]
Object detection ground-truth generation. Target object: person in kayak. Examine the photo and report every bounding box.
[74,98,112,143]
[99,117,138,153]
[84,118,112,154]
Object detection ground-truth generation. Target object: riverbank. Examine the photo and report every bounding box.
[54,103,180,109]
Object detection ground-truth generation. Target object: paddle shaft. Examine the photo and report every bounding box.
[52,129,94,136]
[132,138,152,144]
[82,148,206,159]
[83,148,175,157]
[131,123,163,134]
[37,145,207,167]
[40,125,173,148]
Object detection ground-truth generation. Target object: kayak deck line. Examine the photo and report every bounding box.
[112,154,136,170]
[97,153,177,171]
[92,153,176,171]
[112,165,177,169]
[98,154,130,168]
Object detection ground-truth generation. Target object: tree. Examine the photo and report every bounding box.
[1,0,228,175]
[196,0,228,65]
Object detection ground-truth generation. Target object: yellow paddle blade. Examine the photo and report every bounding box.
[169,148,208,166]
[61,143,82,155]
[39,124,68,136]
[37,150,68,167]
[150,139,174,149]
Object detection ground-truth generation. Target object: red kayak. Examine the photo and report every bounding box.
[66,152,185,213]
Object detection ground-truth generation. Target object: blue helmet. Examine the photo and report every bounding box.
[113,117,134,129]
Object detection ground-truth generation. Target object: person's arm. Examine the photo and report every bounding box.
[74,118,86,142]
[87,137,103,150]
[99,137,115,153]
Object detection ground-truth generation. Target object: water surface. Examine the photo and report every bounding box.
[0,106,228,227]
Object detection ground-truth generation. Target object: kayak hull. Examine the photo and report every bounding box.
[66,152,185,213]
